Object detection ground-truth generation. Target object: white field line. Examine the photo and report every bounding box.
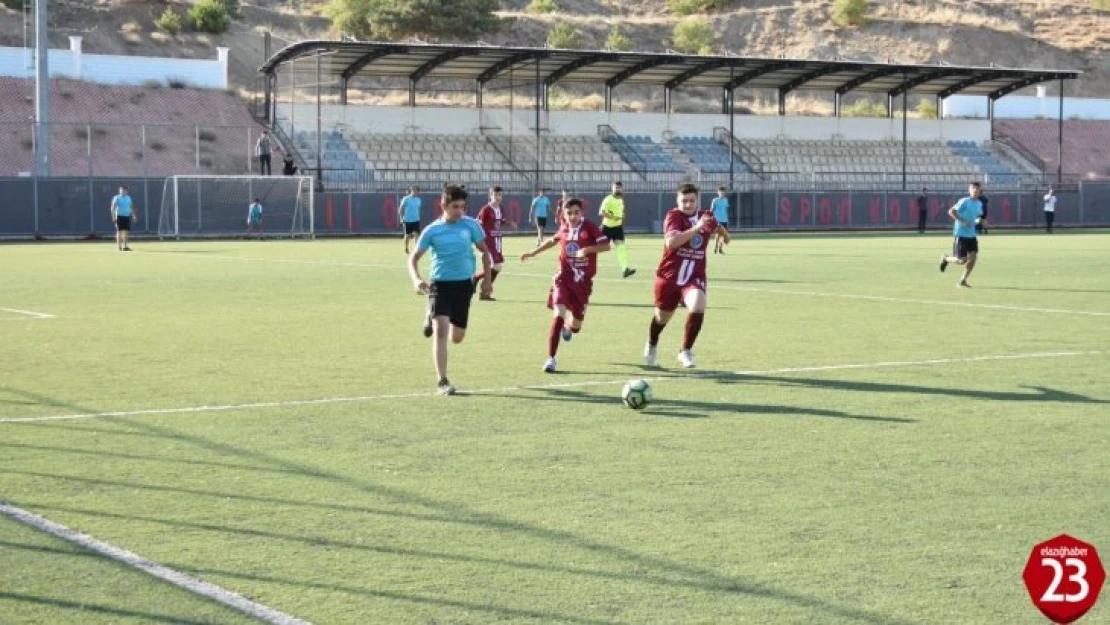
[0,504,312,625]
[146,251,1110,318]
[0,350,1101,424]
[0,307,55,319]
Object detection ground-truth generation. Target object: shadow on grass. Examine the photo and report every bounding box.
[0,539,622,625]
[489,386,913,423]
[0,591,219,625]
[720,374,1109,405]
[4,389,920,625]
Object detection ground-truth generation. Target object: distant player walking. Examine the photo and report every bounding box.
[399,186,423,254]
[255,130,273,176]
[710,186,730,254]
[246,197,264,239]
[939,181,984,288]
[473,186,516,301]
[644,183,730,369]
[529,188,552,246]
[408,185,494,395]
[600,181,636,278]
[519,198,610,373]
[1043,187,1057,233]
[110,185,136,252]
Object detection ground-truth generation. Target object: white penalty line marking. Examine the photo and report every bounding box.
[0,350,1102,424]
[0,307,55,319]
[148,251,1110,318]
[0,504,311,625]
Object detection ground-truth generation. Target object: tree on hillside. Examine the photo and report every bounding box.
[325,0,501,41]
[832,0,869,27]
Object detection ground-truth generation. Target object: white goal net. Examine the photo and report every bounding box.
[157,175,314,239]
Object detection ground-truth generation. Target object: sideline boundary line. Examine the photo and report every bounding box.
[145,251,1110,318]
[0,350,1101,424]
[0,307,55,319]
[0,504,311,625]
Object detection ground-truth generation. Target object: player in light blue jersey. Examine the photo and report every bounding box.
[408,184,494,395]
[110,185,136,252]
[710,186,730,254]
[529,188,552,246]
[939,182,984,288]
[246,198,264,240]
[398,186,423,254]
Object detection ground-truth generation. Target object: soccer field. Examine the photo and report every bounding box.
[1,231,1108,624]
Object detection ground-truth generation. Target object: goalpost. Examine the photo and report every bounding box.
[157,175,315,239]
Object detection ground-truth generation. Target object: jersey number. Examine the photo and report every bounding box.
[571,265,585,283]
[676,259,696,286]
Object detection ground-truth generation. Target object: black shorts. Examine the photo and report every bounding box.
[429,279,475,329]
[115,216,132,231]
[403,221,421,235]
[536,217,547,228]
[952,236,979,258]
[602,225,625,242]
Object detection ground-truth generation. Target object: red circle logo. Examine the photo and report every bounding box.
[1023,534,1105,624]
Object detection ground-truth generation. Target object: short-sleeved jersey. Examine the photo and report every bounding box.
[656,209,716,288]
[400,195,422,222]
[952,197,983,238]
[416,216,486,282]
[554,219,608,286]
[476,203,506,256]
[1044,194,1057,212]
[248,203,263,219]
[599,195,625,227]
[113,194,133,217]
[533,196,551,218]
[710,196,729,223]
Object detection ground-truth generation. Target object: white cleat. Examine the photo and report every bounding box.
[644,342,658,367]
[678,349,696,369]
[543,357,557,373]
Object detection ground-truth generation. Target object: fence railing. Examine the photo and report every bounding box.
[713,126,765,176]
[991,132,1048,174]
[0,121,272,178]
[597,124,646,177]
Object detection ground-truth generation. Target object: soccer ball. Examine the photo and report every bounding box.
[622,379,653,410]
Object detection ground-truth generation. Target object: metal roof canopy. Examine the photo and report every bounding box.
[261,40,1079,191]
[260,40,1080,112]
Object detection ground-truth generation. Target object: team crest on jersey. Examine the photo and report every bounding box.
[565,242,581,256]
[690,234,703,248]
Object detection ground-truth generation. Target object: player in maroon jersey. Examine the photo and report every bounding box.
[520,198,610,373]
[553,188,571,228]
[645,182,731,369]
[472,186,517,301]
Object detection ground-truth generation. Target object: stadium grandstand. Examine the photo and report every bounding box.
[259,41,1084,194]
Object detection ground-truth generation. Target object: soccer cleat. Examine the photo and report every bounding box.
[958,281,971,288]
[644,342,658,367]
[422,314,433,338]
[561,327,573,342]
[543,357,557,373]
[939,255,948,273]
[622,268,637,278]
[479,294,496,301]
[678,349,697,369]
[437,378,456,396]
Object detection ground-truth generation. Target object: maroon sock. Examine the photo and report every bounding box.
[648,318,665,346]
[683,313,704,350]
[548,317,565,357]
[490,268,500,283]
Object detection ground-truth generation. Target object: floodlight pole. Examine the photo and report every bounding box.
[1057,78,1064,184]
[34,0,50,176]
[535,55,542,188]
[901,71,908,191]
[316,53,322,187]
[728,63,735,192]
